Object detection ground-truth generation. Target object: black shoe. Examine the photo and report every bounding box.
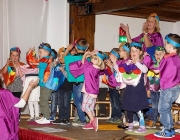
[52,119,63,124]
[117,124,129,129]
[60,119,70,125]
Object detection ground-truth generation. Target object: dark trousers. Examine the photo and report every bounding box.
[12,92,22,116]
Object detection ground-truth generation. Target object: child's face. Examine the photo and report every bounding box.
[70,48,77,55]
[164,40,172,53]
[38,49,50,59]
[130,46,142,60]
[154,50,165,61]
[109,53,117,62]
[10,51,20,62]
[91,55,99,65]
[57,52,65,64]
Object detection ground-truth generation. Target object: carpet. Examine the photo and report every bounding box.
[145,134,180,140]
[28,121,55,126]
[125,129,158,136]
[98,124,121,130]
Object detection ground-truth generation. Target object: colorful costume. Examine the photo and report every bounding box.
[2,61,25,87]
[0,88,19,140]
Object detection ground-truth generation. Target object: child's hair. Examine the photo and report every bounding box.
[10,47,21,56]
[0,77,3,88]
[119,42,130,57]
[39,43,52,55]
[165,33,180,54]
[110,48,120,59]
[92,51,105,70]
[74,38,88,51]
[115,135,138,140]
[51,49,57,60]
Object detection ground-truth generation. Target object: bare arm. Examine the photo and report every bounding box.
[120,23,132,43]
[144,34,153,48]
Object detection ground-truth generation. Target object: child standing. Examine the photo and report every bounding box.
[105,48,122,124]
[145,46,165,129]
[115,42,149,133]
[70,51,105,131]
[154,33,180,138]
[64,38,88,126]
[27,43,52,124]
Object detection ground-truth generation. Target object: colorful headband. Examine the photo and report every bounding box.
[96,52,105,60]
[130,42,142,48]
[110,50,120,59]
[10,47,21,54]
[165,34,180,48]
[155,46,165,51]
[122,44,130,52]
[150,13,160,22]
[76,44,87,51]
[38,44,52,53]
[51,51,57,59]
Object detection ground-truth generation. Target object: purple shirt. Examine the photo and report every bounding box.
[132,32,164,51]
[159,53,180,89]
[0,88,19,140]
[70,60,103,94]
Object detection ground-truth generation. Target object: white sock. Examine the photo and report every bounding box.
[14,99,26,108]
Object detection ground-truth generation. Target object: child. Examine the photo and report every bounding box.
[26,43,52,124]
[145,46,165,129]
[64,38,88,126]
[115,42,149,133]
[70,51,105,131]
[154,33,180,138]
[104,48,122,124]
[52,47,73,125]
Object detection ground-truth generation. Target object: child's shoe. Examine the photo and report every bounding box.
[92,117,98,131]
[154,129,172,138]
[134,126,146,133]
[127,123,133,131]
[171,128,175,137]
[27,117,34,121]
[83,122,93,130]
[146,120,156,129]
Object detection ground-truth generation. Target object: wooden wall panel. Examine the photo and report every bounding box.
[69,4,95,51]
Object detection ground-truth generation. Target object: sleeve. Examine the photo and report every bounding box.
[150,32,164,47]
[135,62,148,73]
[132,33,144,42]
[69,60,85,78]
[143,55,153,68]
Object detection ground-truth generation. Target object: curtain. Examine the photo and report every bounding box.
[0,0,49,68]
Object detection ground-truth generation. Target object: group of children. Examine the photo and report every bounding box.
[1,32,180,138]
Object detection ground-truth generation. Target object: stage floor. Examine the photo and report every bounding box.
[19,119,150,140]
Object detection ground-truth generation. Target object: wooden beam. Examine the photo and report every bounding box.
[93,0,169,14]
[109,9,180,22]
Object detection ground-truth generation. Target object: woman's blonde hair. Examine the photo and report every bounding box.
[91,52,105,70]
[145,13,160,33]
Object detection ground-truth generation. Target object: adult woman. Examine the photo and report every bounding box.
[2,47,25,98]
[120,13,164,53]
[0,77,39,140]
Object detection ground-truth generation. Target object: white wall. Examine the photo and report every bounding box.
[46,0,69,52]
[174,21,180,34]
[95,14,175,52]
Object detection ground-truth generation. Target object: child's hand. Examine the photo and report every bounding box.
[110,55,117,65]
[6,58,11,66]
[67,44,74,51]
[28,78,39,89]
[120,23,129,32]
[59,66,65,72]
[132,58,138,64]
[153,70,160,74]
[105,59,113,68]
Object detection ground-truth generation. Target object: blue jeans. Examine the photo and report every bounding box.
[58,89,72,120]
[50,91,58,119]
[150,91,160,122]
[158,85,180,130]
[109,88,122,118]
[73,83,86,123]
